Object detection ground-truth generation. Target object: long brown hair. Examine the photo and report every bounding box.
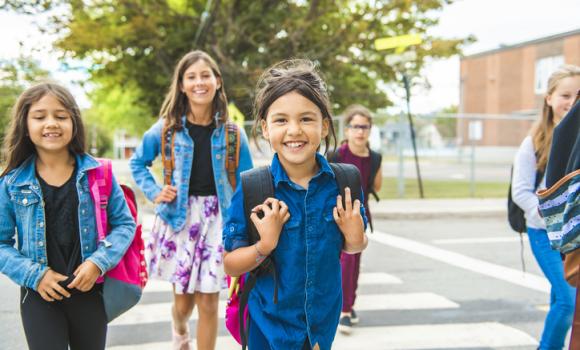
[532,64,580,171]
[159,50,229,131]
[252,59,337,153]
[1,82,86,177]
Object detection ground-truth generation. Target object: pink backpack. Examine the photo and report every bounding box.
[88,158,148,322]
[225,274,249,345]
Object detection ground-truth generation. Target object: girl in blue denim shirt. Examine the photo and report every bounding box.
[130,50,253,350]
[0,83,135,350]
[223,60,368,350]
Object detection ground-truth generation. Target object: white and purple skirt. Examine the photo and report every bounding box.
[146,195,227,294]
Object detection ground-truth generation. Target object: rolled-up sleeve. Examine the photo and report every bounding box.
[223,182,249,252]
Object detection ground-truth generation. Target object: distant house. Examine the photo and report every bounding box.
[459,29,580,146]
[113,130,140,159]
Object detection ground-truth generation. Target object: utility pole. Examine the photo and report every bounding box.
[375,34,425,198]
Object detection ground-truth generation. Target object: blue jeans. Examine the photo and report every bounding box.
[528,228,576,350]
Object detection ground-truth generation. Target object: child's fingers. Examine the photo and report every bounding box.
[67,275,80,290]
[270,198,280,213]
[249,212,260,226]
[333,207,340,223]
[53,283,71,298]
[279,201,288,217]
[39,290,54,302]
[283,212,290,223]
[353,199,361,213]
[46,287,63,301]
[336,194,344,214]
[344,187,352,211]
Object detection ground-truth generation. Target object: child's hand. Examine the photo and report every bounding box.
[155,185,177,203]
[37,269,71,302]
[334,187,366,253]
[67,260,102,292]
[249,198,290,254]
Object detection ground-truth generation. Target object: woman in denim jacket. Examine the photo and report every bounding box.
[0,83,135,350]
[130,50,253,350]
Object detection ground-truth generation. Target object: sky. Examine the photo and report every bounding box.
[0,0,579,112]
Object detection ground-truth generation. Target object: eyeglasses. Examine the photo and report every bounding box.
[347,124,371,132]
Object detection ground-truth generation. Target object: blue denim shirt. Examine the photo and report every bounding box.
[223,153,367,350]
[130,115,253,232]
[0,154,136,290]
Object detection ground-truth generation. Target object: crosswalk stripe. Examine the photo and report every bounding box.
[332,322,538,349]
[108,322,537,349]
[358,272,402,285]
[107,336,239,350]
[371,230,550,293]
[110,292,458,327]
[433,236,528,244]
[355,293,459,310]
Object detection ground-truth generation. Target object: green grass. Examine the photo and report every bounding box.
[378,177,509,199]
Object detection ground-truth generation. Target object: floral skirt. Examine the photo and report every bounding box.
[146,195,227,294]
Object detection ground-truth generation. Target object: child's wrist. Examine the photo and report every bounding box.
[256,240,275,256]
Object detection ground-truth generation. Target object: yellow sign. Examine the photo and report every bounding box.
[374,34,422,51]
[228,103,246,127]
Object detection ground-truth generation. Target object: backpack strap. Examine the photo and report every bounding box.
[326,150,340,163]
[225,122,241,190]
[161,125,175,186]
[329,162,362,211]
[369,149,382,202]
[240,166,277,284]
[239,166,278,350]
[88,158,113,241]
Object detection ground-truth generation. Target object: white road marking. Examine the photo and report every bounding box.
[371,230,549,293]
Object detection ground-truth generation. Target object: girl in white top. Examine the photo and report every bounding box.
[512,64,580,350]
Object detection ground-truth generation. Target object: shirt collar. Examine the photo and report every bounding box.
[270,152,335,188]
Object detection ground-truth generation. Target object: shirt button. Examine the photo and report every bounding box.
[230,227,234,232]
[39,222,44,228]
[38,241,44,247]
[85,246,89,250]
[22,198,28,205]
[39,258,45,264]
[216,154,221,160]
[83,228,87,233]
[82,210,86,214]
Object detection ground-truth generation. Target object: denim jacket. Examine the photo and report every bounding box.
[0,154,136,290]
[130,115,254,231]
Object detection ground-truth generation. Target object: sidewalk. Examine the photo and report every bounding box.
[368,198,505,220]
[140,198,506,221]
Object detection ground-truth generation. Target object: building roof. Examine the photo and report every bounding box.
[463,28,580,60]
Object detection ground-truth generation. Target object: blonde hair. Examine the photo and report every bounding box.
[532,64,580,171]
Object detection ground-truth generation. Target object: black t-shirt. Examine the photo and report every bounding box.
[186,120,217,196]
[37,167,81,275]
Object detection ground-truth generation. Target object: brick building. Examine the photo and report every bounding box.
[458,29,580,146]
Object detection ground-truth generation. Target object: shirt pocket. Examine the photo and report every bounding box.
[319,206,343,250]
[276,218,301,251]
[11,192,40,210]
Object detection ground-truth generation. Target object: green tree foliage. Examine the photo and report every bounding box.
[6,0,473,132]
[0,56,49,144]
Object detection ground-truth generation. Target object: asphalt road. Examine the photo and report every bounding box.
[0,216,563,349]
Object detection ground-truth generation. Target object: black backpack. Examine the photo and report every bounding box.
[507,165,543,272]
[235,162,362,349]
[507,166,543,233]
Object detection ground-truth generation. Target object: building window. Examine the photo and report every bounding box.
[535,55,564,94]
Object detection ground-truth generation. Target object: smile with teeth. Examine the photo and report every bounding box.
[43,132,62,138]
[284,141,306,150]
